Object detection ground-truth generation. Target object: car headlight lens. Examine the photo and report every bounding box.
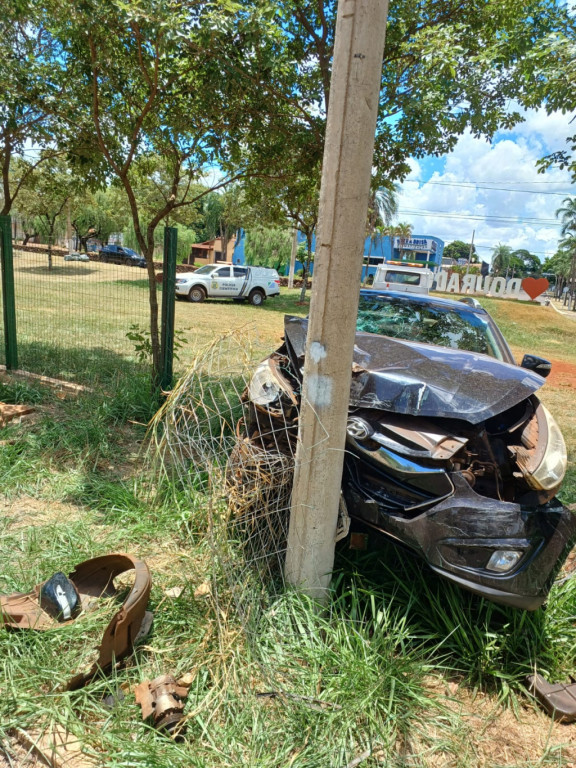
[530,406,567,491]
[248,360,286,405]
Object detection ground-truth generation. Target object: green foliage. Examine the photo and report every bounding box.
[126,324,188,370]
[71,186,130,250]
[245,226,292,271]
[194,186,245,245]
[444,240,477,263]
[511,249,542,276]
[490,244,542,277]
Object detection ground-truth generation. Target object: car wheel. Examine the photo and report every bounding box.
[124,257,133,266]
[248,290,265,306]
[188,286,206,303]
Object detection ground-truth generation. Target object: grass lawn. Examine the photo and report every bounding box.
[1,282,576,766]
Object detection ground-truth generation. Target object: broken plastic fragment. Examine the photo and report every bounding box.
[39,572,80,621]
[527,673,576,722]
[0,553,152,690]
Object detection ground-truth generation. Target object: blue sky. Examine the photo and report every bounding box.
[397,106,575,263]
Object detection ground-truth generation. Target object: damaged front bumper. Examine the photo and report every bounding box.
[344,468,576,611]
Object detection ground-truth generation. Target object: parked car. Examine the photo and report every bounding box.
[239,290,574,610]
[98,244,146,268]
[175,264,280,305]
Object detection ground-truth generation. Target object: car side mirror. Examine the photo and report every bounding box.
[521,354,551,378]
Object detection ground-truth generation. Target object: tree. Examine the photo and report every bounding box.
[444,240,477,263]
[245,227,292,272]
[511,249,541,277]
[556,197,576,238]
[14,156,76,269]
[244,172,319,301]
[43,0,286,386]
[527,27,576,181]
[490,244,513,277]
[272,0,574,186]
[395,222,413,260]
[0,2,62,215]
[70,186,130,252]
[363,183,399,281]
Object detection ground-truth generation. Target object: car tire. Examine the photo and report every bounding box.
[124,257,133,266]
[248,290,265,306]
[188,286,206,303]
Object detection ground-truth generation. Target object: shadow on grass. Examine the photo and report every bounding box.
[14,265,100,277]
[7,339,148,390]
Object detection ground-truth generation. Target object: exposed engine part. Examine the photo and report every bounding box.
[135,675,190,733]
[459,468,476,487]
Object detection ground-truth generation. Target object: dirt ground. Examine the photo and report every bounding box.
[547,358,576,391]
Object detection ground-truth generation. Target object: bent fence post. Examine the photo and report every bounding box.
[160,226,177,392]
[0,215,18,370]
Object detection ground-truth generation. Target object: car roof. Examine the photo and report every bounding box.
[359,288,488,315]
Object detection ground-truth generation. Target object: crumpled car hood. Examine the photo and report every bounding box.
[284,316,545,424]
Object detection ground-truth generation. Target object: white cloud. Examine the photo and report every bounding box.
[397,109,574,263]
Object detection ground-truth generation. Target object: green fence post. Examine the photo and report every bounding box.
[0,215,18,370]
[160,226,177,392]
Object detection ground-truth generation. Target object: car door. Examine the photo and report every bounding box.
[209,265,235,296]
[232,266,250,296]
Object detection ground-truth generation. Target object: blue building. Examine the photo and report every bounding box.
[233,230,444,278]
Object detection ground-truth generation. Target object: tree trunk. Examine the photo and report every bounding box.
[299,233,313,302]
[47,220,54,270]
[143,243,161,389]
[23,232,38,246]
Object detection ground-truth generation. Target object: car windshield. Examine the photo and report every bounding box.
[356,295,505,360]
[194,265,216,275]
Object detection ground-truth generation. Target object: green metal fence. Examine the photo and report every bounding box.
[0,216,177,390]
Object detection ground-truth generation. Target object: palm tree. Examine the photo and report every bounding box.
[363,183,399,282]
[491,243,513,276]
[395,222,413,260]
[556,196,576,237]
[556,199,576,307]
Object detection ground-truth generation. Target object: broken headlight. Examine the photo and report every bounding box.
[248,358,295,406]
[530,406,567,491]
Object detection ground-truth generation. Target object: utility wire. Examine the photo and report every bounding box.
[399,208,560,225]
[403,179,573,197]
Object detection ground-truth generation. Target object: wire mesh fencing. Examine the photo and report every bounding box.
[2,244,152,387]
[147,329,350,634]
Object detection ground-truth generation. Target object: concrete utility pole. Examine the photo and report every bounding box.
[285,0,390,598]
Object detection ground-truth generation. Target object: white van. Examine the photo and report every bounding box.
[371,263,433,295]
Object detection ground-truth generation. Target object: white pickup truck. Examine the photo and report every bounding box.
[175,264,281,306]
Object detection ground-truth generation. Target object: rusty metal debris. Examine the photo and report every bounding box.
[527,673,576,722]
[0,553,152,690]
[134,675,190,733]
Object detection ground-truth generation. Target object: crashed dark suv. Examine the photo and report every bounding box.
[242,290,575,610]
